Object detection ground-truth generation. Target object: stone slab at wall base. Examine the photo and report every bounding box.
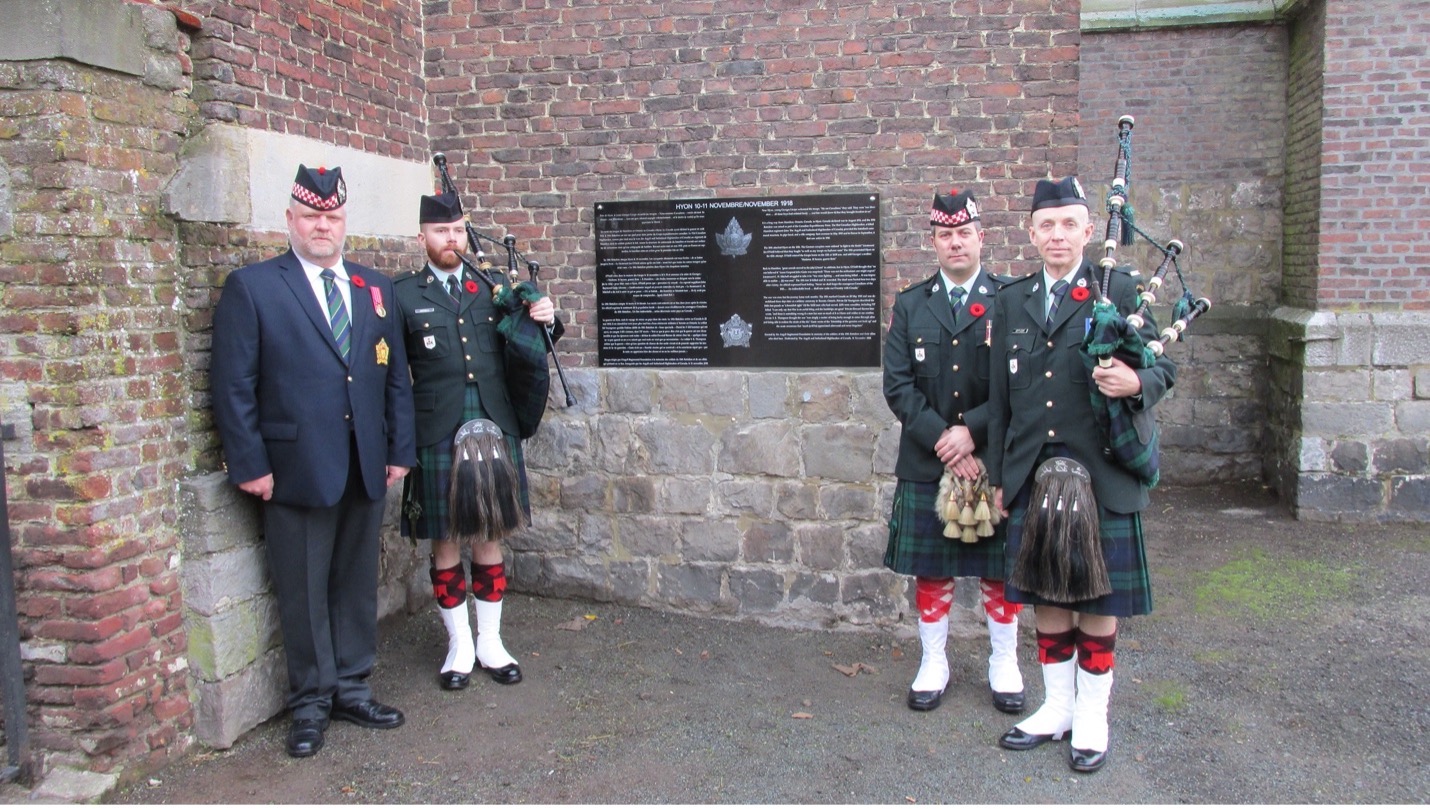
[178,473,426,749]
[1269,307,1430,522]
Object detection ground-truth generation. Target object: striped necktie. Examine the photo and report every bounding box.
[446,275,460,303]
[1045,279,1069,330]
[320,268,351,361]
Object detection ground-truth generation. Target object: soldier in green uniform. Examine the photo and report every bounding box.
[883,189,1026,715]
[394,192,558,691]
[985,177,1176,773]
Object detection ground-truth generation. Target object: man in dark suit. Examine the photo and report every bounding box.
[985,177,1175,773]
[394,192,558,691]
[883,189,1026,715]
[210,165,417,758]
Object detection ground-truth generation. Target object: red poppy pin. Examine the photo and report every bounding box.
[1071,287,1090,302]
[967,303,986,318]
[465,280,480,294]
[351,274,366,288]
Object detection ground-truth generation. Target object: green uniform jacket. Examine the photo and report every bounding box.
[985,259,1176,514]
[884,271,1008,483]
[393,265,521,448]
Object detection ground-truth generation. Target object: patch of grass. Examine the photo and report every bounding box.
[1193,548,1355,620]
[1191,648,1230,665]
[1146,680,1188,713]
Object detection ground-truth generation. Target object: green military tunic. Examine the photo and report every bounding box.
[883,269,1012,579]
[985,259,1177,615]
[394,264,527,541]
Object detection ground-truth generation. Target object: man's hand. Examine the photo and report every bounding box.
[386,465,410,488]
[1091,355,1143,399]
[238,474,274,501]
[934,425,975,467]
[993,486,1008,518]
[527,296,556,325]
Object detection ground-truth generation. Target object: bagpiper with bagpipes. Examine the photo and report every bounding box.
[984,120,1194,772]
[394,181,565,692]
[882,189,1027,715]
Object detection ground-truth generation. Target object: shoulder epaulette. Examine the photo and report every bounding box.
[986,272,1020,288]
[999,272,1037,287]
[393,269,422,282]
[897,275,939,295]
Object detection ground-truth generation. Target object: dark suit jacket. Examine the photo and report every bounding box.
[392,266,526,447]
[884,271,1004,483]
[985,259,1175,514]
[210,250,417,507]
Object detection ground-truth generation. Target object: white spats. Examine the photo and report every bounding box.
[438,603,475,675]
[473,598,518,670]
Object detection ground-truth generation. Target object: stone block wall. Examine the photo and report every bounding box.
[1079,23,1288,482]
[516,368,931,627]
[0,0,196,780]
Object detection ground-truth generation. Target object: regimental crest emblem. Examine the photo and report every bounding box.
[423,335,436,350]
[715,217,753,257]
[720,314,754,348]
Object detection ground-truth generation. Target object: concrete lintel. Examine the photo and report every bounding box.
[166,124,433,238]
[1083,0,1295,31]
[0,0,147,76]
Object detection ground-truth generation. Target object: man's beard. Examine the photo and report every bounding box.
[426,245,462,270]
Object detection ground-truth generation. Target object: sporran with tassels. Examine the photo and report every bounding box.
[447,419,528,545]
[935,457,1001,544]
[1009,457,1111,603]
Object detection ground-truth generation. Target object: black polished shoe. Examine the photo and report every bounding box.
[286,718,326,758]
[330,699,405,729]
[992,688,1026,714]
[998,725,1069,751]
[439,670,471,691]
[907,688,944,712]
[1070,746,1108,773]
[480,662,522,685]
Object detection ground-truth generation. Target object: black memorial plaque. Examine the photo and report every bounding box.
[595,193,882,368]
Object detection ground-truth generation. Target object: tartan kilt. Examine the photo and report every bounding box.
[1002,478,1153,617]
[401,384,529,542]
[884,478,1010,580]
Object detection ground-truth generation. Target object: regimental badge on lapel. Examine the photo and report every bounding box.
[915,347,926,363]
[423,335,436,350]
[376,338,390,366]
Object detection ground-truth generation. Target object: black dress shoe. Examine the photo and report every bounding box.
[1070,746,1108,773]
[286,719,326,758]
[480,662,522,685]
[439,670,471,691]
[907,688,944,711]
[992,688,1026,714]
[330,699,405,729]
[998,725,1069,751]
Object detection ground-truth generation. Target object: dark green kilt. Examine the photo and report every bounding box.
[401,384,529,542]
[1002,466,1153,617]
[884,477,1010,580]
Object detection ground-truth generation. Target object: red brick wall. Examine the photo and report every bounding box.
[182,0,428,160]
[0,48,195,772]
[1283,0,1326,310]
[423,0,1084,365]
[1317,0,1429,310]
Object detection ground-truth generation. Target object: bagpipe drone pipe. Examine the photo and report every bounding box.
[432,152,577,436]
[1081,115,1211,490]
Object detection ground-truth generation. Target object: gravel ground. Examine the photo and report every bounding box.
[92,483,1429,804]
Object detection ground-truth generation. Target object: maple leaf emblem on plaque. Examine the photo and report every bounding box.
[715,217,752,257]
